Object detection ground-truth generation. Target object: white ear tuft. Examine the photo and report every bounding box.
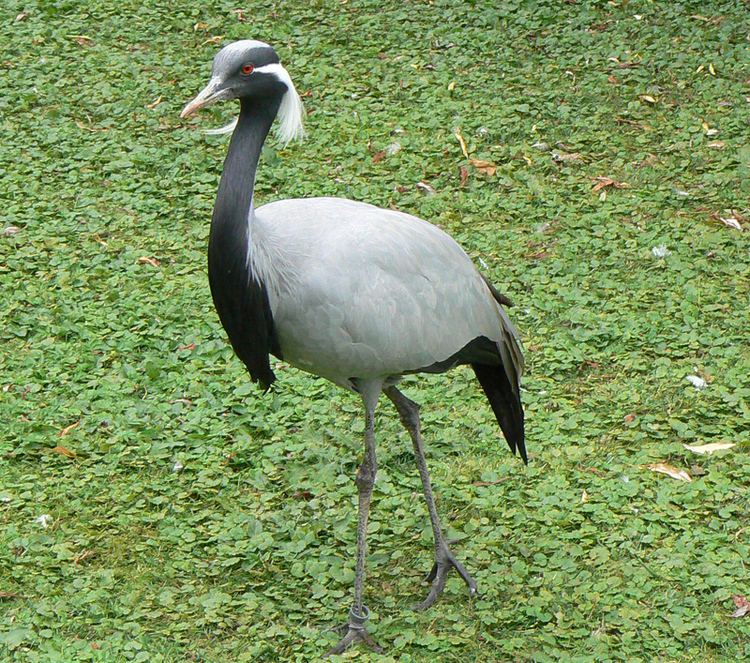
[203,118,238,136]
[262,63,305,147]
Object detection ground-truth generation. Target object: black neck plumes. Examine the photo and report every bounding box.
[207,94,284,390]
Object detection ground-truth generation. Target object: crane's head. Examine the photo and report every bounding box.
[180,40,305,146]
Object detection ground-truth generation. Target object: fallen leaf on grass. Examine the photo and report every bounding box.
[0,592,21,600]
[731,595,750,618]
[59,421,80,437]
[459,166,469,187]
[73,549,95,565]
[146,96,162,109]
[372,150,386,163]
[719,217,742,231]
[709,210,744,231]
[469,159,497,176]
[683,442,736,455]
[472,478,509,487]
[551,151,583,163]
[591,176,629,192]
[639,94,657,103]
[648,463,692,482]
[415,182,436,196]
[454,128,469,158]
[137,256,160,267]
[69,35,93,46]
[707,140,725,149]
[581,490,589,503]
[51,445,76,458]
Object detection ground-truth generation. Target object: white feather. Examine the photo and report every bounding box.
[204,118,238,136]
[257,63,306,146]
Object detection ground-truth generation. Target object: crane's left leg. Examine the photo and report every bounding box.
[385,386,477,611]
[326,387,383,656]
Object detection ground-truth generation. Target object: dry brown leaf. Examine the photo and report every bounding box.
[2,226,20,236]
[178,343,197,351]
[0,591,20,599]
[233,9,247,22]
[607,75,619,84]
[707,140,725,149]
[552,151,582,163]
[623,413,637,423]
[639,94,657,103]
[731,595,750,618]
[459,165,469,188]
[719,217,742,231]
[202,36,224,46]
[472,478,509,487]
[454,129,469,158]
[69,35,93,46]
[51,445,76,458]
[74,549,95,565]
[372,150,386,164]
[193,22,209,31]
[469,158,497,176]
[648,463,692,482]
[137,256,160,267]
[683,442,736,455]
[591,176,629,192]
[59,421,80,437]
[581,490,589,503]
[146,96,162,110]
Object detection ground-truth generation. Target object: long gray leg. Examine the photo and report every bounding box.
[385,385,477,610]
[326,388,383,656]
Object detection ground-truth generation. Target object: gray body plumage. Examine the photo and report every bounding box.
[251,196,523,390]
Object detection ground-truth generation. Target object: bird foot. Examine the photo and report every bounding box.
[413,543,477,611]
[325,606,383,657]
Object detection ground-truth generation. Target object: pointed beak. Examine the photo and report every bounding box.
[180,77,226,118]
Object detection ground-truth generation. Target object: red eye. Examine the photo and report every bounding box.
[241,64,254,75]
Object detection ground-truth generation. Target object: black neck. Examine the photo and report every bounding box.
[212,95,281,232]
[207,94,284,390]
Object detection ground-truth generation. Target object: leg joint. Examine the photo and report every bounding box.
[356,460,377,491]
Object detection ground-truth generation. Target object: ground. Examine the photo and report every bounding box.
[1,1,749,661]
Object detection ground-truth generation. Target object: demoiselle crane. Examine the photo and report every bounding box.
[180,40,526,655]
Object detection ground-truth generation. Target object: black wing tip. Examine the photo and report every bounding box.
[479,272,515,307]
[517,439,528,465]
[471,362,526,464]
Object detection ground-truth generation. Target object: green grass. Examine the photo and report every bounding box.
[1,0,749,660]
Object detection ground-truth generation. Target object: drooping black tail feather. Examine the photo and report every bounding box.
[472,362,527,464]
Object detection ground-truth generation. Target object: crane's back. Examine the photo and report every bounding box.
[252,197,518,387]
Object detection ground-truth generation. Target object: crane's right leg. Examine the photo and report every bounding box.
[326,385,383,656]
[385,386,477,611]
